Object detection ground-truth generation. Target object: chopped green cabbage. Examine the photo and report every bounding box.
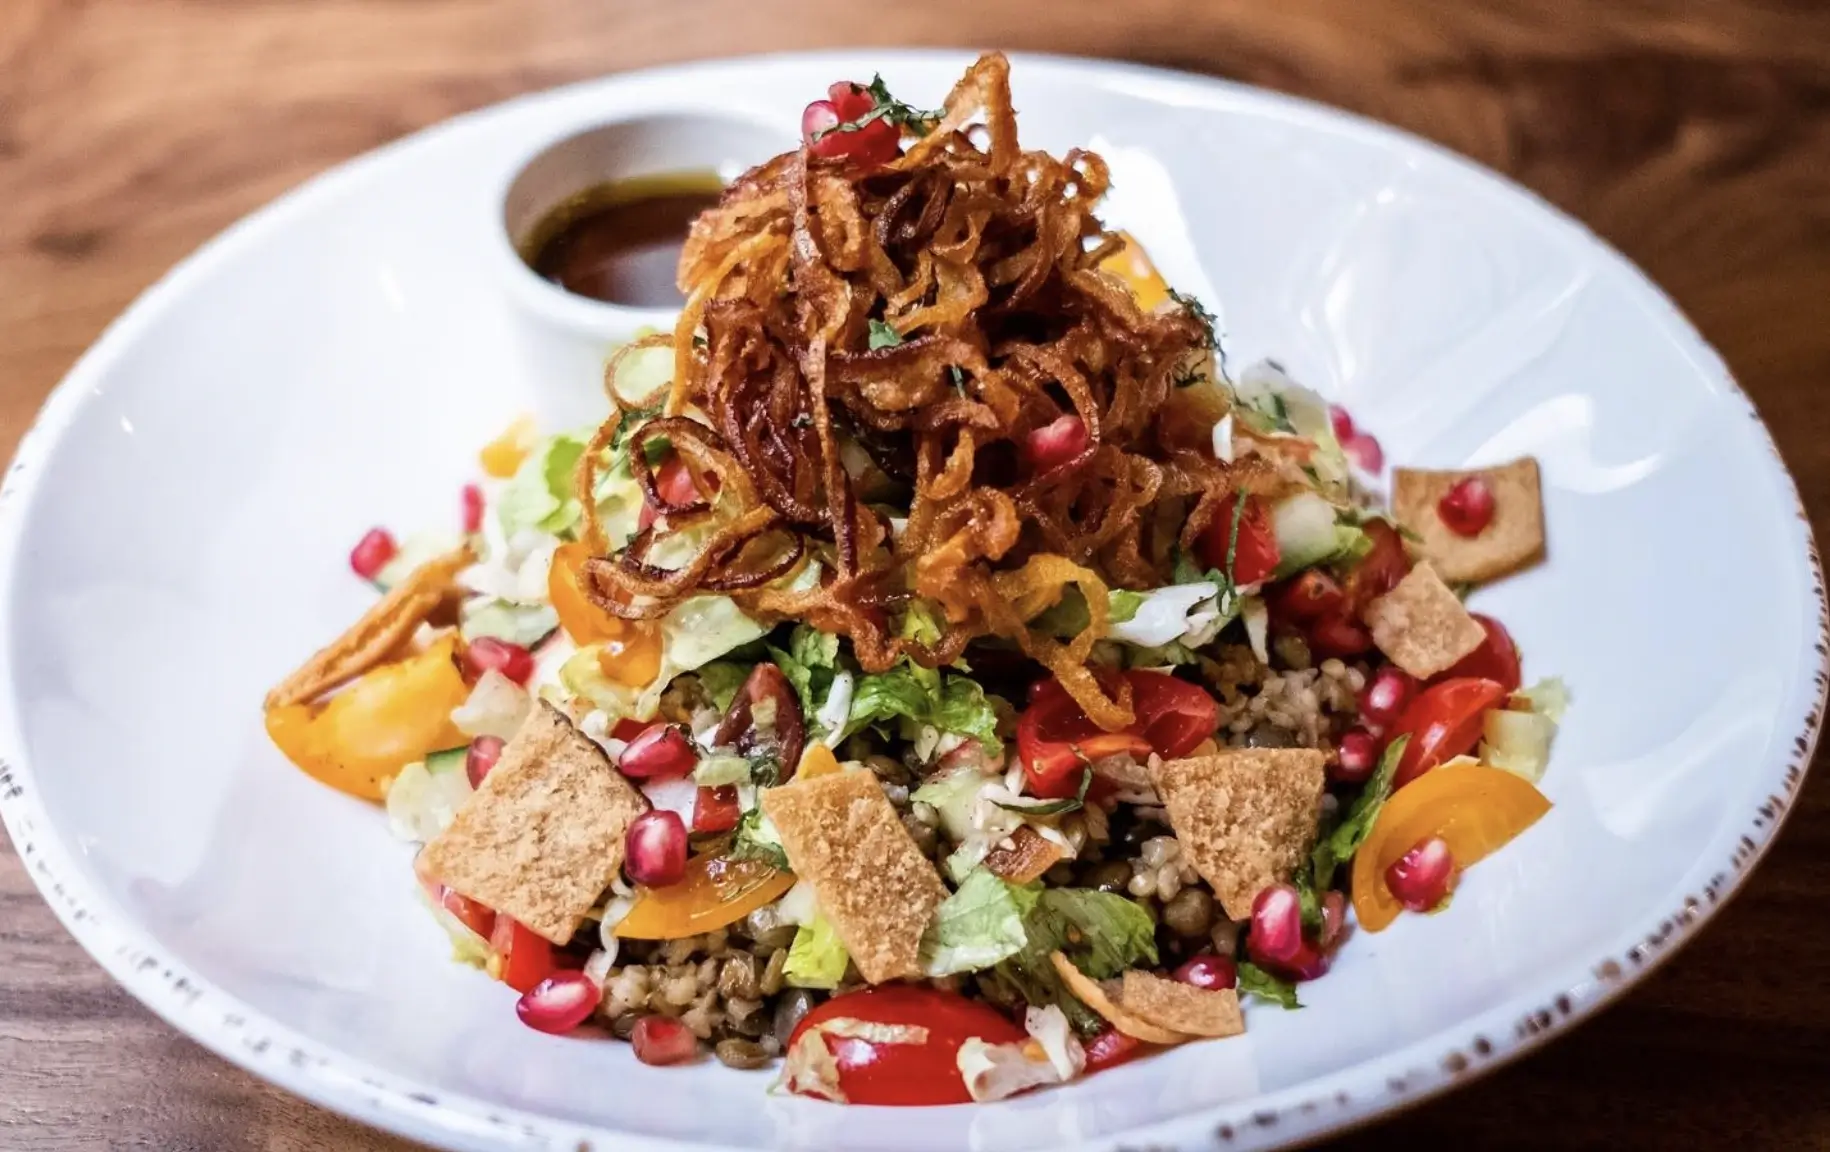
[1482,709,1558,782]
[459,598,559,647]
[386,759,474,843]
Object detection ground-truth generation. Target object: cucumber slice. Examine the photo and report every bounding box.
[424,746,470,776]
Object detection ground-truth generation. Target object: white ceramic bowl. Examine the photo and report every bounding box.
[1,50,1821,1152]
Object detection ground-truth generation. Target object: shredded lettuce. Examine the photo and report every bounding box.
[769,625,843,723]
[497,433,588,539]
[843,665,1003,754]
[459,598,559,648]
[1482,710,1557,782]
[992,888,1158,1037]
[920,870,1040,977]
[695,662,749,712]
[784,913,850,989]
[730,808,789,869]
[1107,583,1221,648]
[374,531,466,591]
[1107,589,1147,624]
[1312,734,1409,887]
[1237,961,1302,1009]
[385,758,474,842]
[665,596,769,672]
[1514,677,1571,722]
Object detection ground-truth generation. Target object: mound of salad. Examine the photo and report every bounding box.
[263,53,1564,1104]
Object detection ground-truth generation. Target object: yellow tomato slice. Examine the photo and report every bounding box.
[797,742,841,779]
[1097,231,1171,312]
[548,541,629,645]
[265,634,471,801]
[614,854,796,940]
[478,414,539,479]
[1352,763,1551,933]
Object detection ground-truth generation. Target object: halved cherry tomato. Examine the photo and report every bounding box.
[1341,518,1412,618]
[548,541,623,644]
[1437,614,1521,694]
[265,634,470,800]
[712,663,805,783]
[414,853,498,939]
[1385,677,1508,788]
[638,453,718,532]
[1018,673,1199,799]
[1307,612,1373,658]
[1351,762,1550,932]
[1269,568,1346,623]
[1195,494,1280,586]
[785,986,1026,1105]
[490,916,559,993]
[691,785,742,833]
[614,853,796,940]
[1083,1027,1149,1074]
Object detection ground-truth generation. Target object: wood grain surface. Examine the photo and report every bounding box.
[4,1,1830,1148]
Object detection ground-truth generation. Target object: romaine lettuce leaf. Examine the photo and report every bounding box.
[920,869,1041,977]
[1236,961,1302,1009]
[784,913,850,989]
[1312,734,1409,887]
[497,433,588,539]
[459,598,560,648]
[990,887,1158,1038]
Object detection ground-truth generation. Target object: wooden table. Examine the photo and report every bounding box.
[4,2,1829,1147]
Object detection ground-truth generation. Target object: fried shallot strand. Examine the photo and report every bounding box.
[576,51,1260,728]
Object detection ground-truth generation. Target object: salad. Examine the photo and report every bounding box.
[263,53,1562,1105]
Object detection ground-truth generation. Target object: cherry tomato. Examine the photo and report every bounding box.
[785,987,1026,1105]
[1437,614,1521,693]
[1269,569,1345,623]
[801,82,901,167]
[1017,672,1218,799]
[1307,612,1373,658]
[1341,518,1412,618]
[691,785,742,833]
[1083,1027,1149,1074]
[490,916,559,994]
[639,454,717,532]
[1385,677,1508,788]
[441,888,496,939]
[1194,494,1280,586]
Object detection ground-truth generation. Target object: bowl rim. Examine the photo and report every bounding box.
[0,47,1822,1152]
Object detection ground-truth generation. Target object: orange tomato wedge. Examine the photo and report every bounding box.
[1352,763,1550,933]
[797,742,841,779]
[265,634,470,801]
[479,414,538,479]
[1097,231,1171,312]
[613,854,796,940]
[548,541,625,644]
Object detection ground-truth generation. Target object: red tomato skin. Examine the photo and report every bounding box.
[490,917,559,994]
[1387,678,1508,788]
[1083,1027,1149,1074]
[787,987,1026,1106]
[692,785,743,833]
[639,455,717,531]
[1342,519,1412,618]
[1195,494,1281,586]
[1017,672,1217,798]
[1437,614,1522,693]
[440,888,496,939]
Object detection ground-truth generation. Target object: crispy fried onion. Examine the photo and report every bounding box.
[578,51,1278,729]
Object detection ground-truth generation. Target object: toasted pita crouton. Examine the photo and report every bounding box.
[1048,953,1190,1045]
[1392,458,1545,583]
[1363,563,1487,678]
[265,544,472,709]
[760,770,947,983]
[1152,750,1325,920]
[985,826,1067,885]
[1118,970,1244,1038]
[420,701,647,944]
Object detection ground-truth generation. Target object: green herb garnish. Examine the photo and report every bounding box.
[812,75,942,141]
[868,319,904,349]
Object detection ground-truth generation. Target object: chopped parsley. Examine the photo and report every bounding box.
[812,76,942,141]
[1168,288,1218,349]
[868,319,904,349]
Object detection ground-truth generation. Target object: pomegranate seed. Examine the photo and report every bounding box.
[1438,476,1495,537]
[461,483,485,534]
[1246,884,1305,967]
[1023,414,1091,472]
[349,528,397,581]
[1280,937,1333,981]
[1329,404,1356,443]
[625,810,689,887]
[1332,727,1380,784]
[1172,953,1237,991]
[463,637,535,685]
[516,970,601,1035]
[618,723,698,781]
[630,1015,698,1066]
[1319,890,1348,949]
[1359,666,1417,726]
[466,735,505,789]
[1344,431,1384,474]
[1386,835,1458,912]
